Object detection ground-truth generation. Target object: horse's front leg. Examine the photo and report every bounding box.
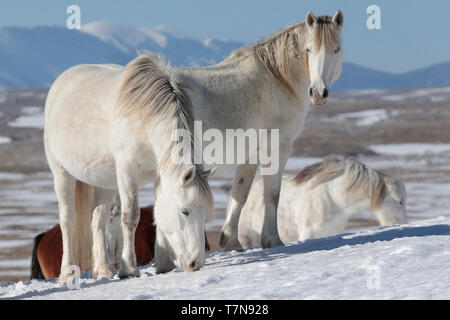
[154,227,176,274]
[116,171,140,279]
[219,164,258,251]
[260,145,290,249]
[52,169,77,285]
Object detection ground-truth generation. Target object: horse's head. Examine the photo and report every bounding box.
[304,10,344,106]
[373,176,408,226]
[154,164,213,272]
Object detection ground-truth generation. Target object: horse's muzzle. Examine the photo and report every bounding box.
[188,260,202,272]
[309,86,328,106]
[311,98,328,106]
[180,258,204,272]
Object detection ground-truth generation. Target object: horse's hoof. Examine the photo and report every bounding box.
[155,263,176,274]
[261,236,283,249]
[219,230,243,251]
[93,266,115,280]
[119,267,140,279]
[58,272,72,286]
[58,265,79,286]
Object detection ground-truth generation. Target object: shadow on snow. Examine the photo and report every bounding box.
[3,223,449,299]
[207,223,450,267]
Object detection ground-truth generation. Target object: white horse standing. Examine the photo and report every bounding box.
[178,10,345,251]
[238,158,408,248]
[45,9,344,282]
[44,54,214,283]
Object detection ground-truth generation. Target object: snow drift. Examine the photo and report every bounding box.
[1,216,449,300]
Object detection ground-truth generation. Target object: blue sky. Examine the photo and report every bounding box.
[0,0,449,73]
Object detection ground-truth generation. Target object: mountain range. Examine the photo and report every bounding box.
[0,22,448,91]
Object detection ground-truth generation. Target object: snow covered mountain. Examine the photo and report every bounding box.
[0,25,129,88]
[0,22,449,91]
[81,22,245,67]
[0,22,243,89]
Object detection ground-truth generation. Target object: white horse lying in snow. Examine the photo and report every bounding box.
[238,158,407,248]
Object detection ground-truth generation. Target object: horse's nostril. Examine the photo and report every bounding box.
[323,88,328,98]
[308,87,313,97]
[189,261,197,269]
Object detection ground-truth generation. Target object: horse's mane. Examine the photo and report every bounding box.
[290,158,342,187]
[116,52,213,212]
[228,16,341,97]
[116,51,192,125]
[290,158,399,210]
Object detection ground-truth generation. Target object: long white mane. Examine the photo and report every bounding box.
[116,52,213,212]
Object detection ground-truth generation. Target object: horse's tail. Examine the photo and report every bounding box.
[30,232,46,279]
[73,180,96,272]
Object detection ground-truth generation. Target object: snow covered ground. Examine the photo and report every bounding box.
[7,106,44,129]
[0,136,11,144]
[1,152,449,282]
[369,143,450,156]
[333,86,450,103]
[323,109,391,126]
[1,216,449,300]
[0,87,449,297]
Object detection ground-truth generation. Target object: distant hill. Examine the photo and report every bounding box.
[335,62,450,91]
[0,22,449,91]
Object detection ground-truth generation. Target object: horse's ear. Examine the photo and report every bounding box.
[181,165,196,186]
[306,11,316,28]
[383,176,396,191]
[203,167,217,180]
[332,10,344,29]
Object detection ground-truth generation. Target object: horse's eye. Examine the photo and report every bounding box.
[181,209,190,217]
[306,48,311,53]
[334,47,341,54]
[399,201,403,206]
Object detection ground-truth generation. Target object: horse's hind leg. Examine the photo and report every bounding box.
[106,194,123,273]
[91,188,116,279]
[48,161,77,285]
[113,226,124,273]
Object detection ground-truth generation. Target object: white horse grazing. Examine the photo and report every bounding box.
[177,10,344,250]
[44,53,214,283]
[238,158,408,248]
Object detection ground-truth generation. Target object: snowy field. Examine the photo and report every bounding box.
[0,86,449,299]
[7,106,45,129]
[1,216,449,299]
[1,151,449,283]
[333,86,450,104]
[0,102,450,282]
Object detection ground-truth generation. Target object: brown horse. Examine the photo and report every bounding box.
[30,205,210,279]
